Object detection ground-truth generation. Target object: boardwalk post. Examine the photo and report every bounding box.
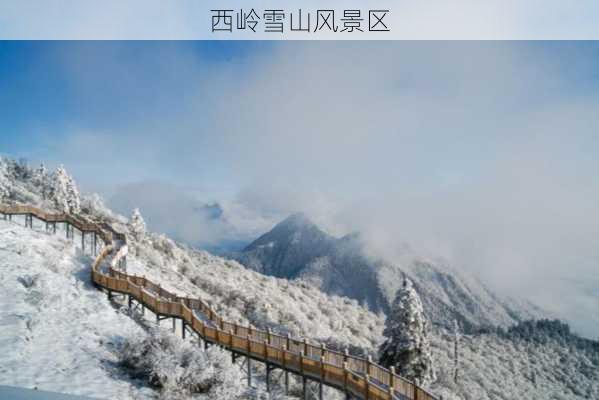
[389,366,396,397]
[81,231,85,253]
[263,339,268,360]
[285,369,289,395]
[266,327,271,345]
[319,354,325,400]
[266,363,271,393]
[93,232,97,256]
[245,326,252,386]
[172,317,176,333]
[128,294,132,309]
[367,355,373,377]
[182,319,186,339]
[365,374,370,400]
[343,362,349,399]
[247,358,252,387]
[53,222,56,234]
[283,333,290,368]
[302,376,307,400]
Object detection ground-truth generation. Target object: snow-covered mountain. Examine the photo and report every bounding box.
[1,156,597,400]
[233,213,543,331]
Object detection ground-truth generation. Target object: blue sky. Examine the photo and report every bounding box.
[0,41,275,193]
[1,41,599,337]
[0,41,267,168]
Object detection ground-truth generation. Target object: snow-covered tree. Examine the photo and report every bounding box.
[15,157,31,180]
[65,174,81,214]
[453,319,460,384]
[0,159,10,200]
[32,163,50,200]
[120,328,247,399]
[379,277,435,385]
[33,163,47,183]
[81,193,117,220]
[128,208,147,240]
[50,165,80,214]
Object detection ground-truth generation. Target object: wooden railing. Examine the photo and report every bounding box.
[0,204,438,400]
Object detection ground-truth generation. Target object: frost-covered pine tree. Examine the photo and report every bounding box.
[128,208,147,241]
[0,159,10,201]
[65,174,81,214]
[33,163,49,200]
[379,277,435,385]
[50,165,80,214]
[453,319,460,384]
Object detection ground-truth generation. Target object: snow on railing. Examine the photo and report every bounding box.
[0,204,439,400]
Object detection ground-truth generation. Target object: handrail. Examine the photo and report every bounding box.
[0,204,438,400]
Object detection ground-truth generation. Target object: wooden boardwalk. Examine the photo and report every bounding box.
[0,204,438,400]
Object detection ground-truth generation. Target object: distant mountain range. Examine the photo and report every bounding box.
[231,212,544,331]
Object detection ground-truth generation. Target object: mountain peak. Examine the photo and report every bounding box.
[244,212,330,252]
[277,212,314,229]
[239,212,335,277]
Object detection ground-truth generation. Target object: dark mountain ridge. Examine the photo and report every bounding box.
[232,212,545,330]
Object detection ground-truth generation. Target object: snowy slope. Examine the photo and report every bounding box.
[0,220,151,399]
[125,231,384,352]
